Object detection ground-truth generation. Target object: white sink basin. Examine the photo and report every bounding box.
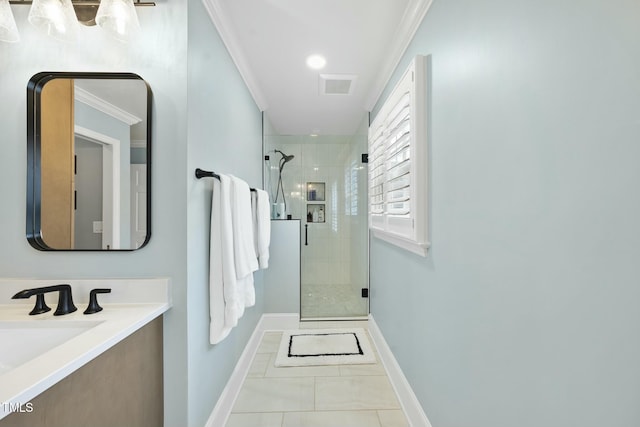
[0,320,102,375]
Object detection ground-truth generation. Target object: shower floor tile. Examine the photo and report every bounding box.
[300,283,369,318]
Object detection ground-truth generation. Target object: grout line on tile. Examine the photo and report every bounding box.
[376,410,383,427]
[313,376,317,411]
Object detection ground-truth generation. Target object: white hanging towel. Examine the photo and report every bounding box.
[251,189,271,269]
[209,176,232,344]
[230,175,259,307]
[218,174,245,327]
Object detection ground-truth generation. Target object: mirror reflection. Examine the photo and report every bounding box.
[27,73,151,251]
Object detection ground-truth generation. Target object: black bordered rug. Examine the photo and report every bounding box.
[275,328,376,367]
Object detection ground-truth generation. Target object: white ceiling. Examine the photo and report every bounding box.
[203,0,432,136]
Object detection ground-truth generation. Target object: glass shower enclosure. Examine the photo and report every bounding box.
[264,120,369,320]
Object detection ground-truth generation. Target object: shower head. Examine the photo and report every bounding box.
[275,150,295,165]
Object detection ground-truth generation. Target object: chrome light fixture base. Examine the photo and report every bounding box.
[73,2,99,26]
[5,0,155,41]
[10,0,155,26]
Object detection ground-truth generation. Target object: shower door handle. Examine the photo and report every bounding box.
[304,224,308,246]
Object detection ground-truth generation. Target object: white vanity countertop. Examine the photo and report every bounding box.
[0,278,171,420]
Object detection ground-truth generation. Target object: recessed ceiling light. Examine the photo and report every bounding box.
[306,54,326,70]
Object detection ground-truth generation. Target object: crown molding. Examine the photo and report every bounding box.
[364,0,434,111]
[74,86,143,126]
[201,0,269,111]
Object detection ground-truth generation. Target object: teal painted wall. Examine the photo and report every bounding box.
[371,1,640,426]
[186,0,264,425]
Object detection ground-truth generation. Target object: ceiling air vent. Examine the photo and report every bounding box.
[319,74,357,95]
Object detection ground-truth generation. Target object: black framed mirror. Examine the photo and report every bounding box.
[27,72,151,251]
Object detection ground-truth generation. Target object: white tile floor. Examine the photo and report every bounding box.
[225,321,409,427]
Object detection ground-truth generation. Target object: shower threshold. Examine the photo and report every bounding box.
[300,316,370,322]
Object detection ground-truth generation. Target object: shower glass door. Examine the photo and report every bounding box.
[264,119,369,320]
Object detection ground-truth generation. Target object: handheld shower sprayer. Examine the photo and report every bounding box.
[271,150,295,217]
[275,150,295,170]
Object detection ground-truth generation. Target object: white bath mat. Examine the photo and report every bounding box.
[275,328,376,367]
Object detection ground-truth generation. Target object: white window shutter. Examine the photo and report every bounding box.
[368,55,429,256]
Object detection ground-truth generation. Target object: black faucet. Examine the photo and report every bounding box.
[12,284,77,316]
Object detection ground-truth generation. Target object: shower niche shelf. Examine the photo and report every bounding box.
[306,204,325,223]
[306,182,325,201]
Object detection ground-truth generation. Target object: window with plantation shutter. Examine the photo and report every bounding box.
[368,55,429,256]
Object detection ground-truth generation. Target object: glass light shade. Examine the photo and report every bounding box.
[95,0,139,42]
[28,0,79,42]
[0,0,20,43]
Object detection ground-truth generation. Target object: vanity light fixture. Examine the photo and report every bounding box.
[3,0,154,43]
[95,0,139,42]
[0,0,20,42]
[28,0,79,42]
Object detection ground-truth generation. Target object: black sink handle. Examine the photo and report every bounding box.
[84,288,112,315]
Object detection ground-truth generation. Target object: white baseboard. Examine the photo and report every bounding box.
[204,313,299,427]
[367,314,433,427]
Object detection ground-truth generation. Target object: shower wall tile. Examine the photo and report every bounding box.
[302,145,317,168]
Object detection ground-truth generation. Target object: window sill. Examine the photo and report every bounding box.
[371,229,430,257]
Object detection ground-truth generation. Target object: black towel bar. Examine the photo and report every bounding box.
[195,168,257,192]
